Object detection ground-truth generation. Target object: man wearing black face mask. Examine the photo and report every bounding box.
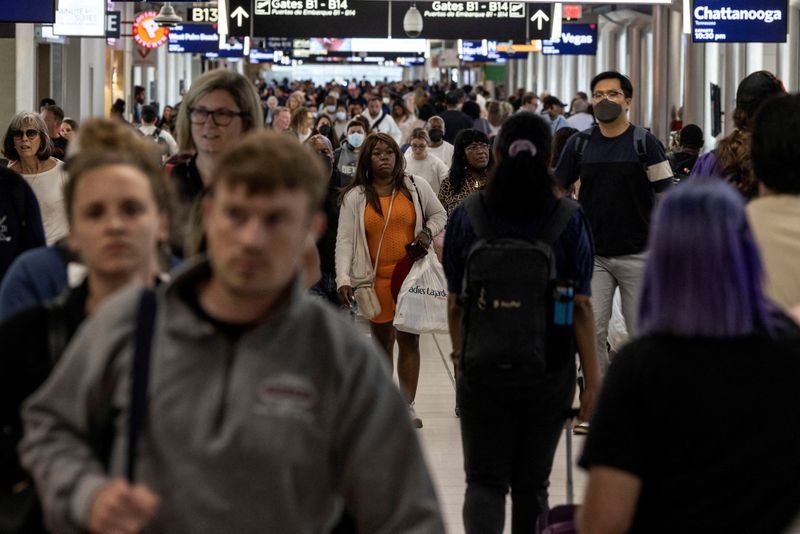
[418,116,454,169]
[305,134,341,305]
[555,71,673,380]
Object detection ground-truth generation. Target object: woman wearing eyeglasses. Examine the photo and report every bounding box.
[404,128,449,196]
[437,129,493,218]
[170,70,263,258]
[3,112,69,245]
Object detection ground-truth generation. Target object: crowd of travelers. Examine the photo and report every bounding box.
[1,66,800,534]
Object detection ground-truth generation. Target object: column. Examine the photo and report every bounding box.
[157,44,167,111]
[651,5,669,143]
[536,51,546,94]
[682,33,705,133]
[723,43,744,135]
[15,24,36,113]
[667,8,683,131]
[563,55,577,103]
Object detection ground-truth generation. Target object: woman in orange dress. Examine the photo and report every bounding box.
[335,132,447,428]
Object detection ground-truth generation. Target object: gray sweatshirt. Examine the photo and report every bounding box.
[20,260,445,534]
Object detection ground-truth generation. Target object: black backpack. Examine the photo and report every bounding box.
[459,192,579,387]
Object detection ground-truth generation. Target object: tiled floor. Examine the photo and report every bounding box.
[411,332,588,534]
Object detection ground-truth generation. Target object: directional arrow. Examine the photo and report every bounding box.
[231,5,250,27]
[530,9,550,31]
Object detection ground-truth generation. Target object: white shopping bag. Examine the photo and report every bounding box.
[393,253,450,334]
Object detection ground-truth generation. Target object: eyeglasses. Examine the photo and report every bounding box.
[13,129,39,140]
[591,90,625,101]
[465,143,489,153]
[410,143,427,149]
[189,107,246,126]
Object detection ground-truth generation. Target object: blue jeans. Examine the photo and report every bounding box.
[458,372,573,534]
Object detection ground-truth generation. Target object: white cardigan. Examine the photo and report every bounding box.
[335,175,447,290]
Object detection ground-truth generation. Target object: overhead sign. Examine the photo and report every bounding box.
[53,0,105,37]
[168,24,219,53]
[206,37,246,59]
[528,5,552,40]
[228,0,252,37]
[461,40,500,62]
[542,23,597,55]
[133,11,170,49]
[189,5,219,23]
[0,0,56,23]
[389,1,540,41]
[496,41,542,53]
[252,0,388,38]
[692,0,788,43]
[106,11,121,38]
[562,5,581,20]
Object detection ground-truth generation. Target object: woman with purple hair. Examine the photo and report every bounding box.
[577,178,800,533]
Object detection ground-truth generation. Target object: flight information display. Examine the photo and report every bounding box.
[542,24,598,55]
[168,24,219,53]
[692,0,788,43]
[0,0,55,22]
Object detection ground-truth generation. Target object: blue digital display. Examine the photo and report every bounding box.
[0,0,55,23]
[206,38,245,59]
[692,0,787,43]
[542,24,597,56]
[459,40,526,62]
[168,24,219,53]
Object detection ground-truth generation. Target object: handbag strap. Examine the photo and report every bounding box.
[371,189,396,279]
[126,289,157,482]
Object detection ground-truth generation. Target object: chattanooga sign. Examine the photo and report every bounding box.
[692,0,787,43]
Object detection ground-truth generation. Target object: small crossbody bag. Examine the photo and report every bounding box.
[354,189,396,319]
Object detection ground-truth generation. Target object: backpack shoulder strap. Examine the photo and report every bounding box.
[574,126,594,166]
[463,191,496,240]
[126,288,157,482]
[633,126,649,169]
[538,198,580,245]
[371,112,387,131]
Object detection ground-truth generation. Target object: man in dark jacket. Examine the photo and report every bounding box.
[0,167,46,282]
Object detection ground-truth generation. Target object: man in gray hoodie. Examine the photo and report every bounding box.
[20,130,444,534]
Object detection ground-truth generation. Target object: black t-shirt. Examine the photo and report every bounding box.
[555,125,673,256]
[580,329,800,533]
[178,278,256,343]
[439,109,474,144]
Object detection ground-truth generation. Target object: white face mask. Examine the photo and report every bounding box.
[382,97,390,105]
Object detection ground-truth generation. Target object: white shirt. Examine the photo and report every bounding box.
[566,112,595,132]
[361,111,403,145]
[397,117,425,146]
[404,153,449,195]
[17,159,69,245]
[424,142,454,169]
[137,124,179,156]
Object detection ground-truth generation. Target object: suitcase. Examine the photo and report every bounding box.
[535,408,580,534]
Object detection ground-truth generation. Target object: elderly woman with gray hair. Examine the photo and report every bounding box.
[2,112,69,244]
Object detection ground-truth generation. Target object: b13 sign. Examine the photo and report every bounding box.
[692,0,787,43]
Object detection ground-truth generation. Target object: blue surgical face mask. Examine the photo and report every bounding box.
[348,132,364,148]
[335,111,347,121]
[327,105,336,114]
